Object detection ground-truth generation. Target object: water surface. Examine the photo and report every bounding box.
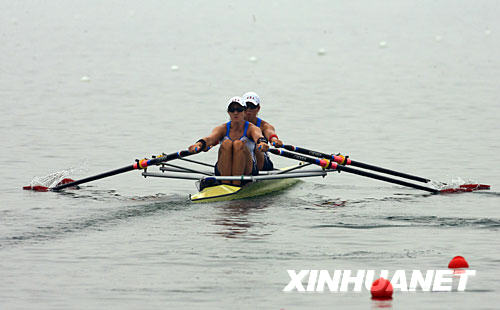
[1,1,499,309]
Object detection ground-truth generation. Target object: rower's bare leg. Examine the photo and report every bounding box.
[255,150,265,170]
[218,140,233,184]
[231,140,253,186]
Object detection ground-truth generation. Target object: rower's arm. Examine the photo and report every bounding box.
[261,122,283,147]
[248,124,269,152]
[188,125,225,153]
[205,125,225,147]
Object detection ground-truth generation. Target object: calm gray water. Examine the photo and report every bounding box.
[1,1,500,309]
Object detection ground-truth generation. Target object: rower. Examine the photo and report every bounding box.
[242,91,282,171]
[188,96,269,185]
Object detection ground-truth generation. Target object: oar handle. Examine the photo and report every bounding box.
[269,148,438,193]
[51,150,193,191]
[282,144,431,183]
[282,145,350,165]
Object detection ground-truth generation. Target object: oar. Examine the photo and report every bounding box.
[278,144,490,192]
[30,150,194,192]
[279,144,431,183]
[269,148,440,193]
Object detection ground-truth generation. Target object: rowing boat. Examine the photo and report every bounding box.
[142,161,327,202]
[24,144,490,196]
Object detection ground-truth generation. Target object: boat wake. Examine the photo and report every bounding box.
[309,216,500,230]
[383,215,500,229]
[55,187,184,202]
[0,195,190,249]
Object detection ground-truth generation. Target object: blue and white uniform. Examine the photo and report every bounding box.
[215,121,259,176]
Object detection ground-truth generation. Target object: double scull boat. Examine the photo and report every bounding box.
[23,144,491,198]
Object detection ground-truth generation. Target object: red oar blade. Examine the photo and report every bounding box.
[57,178,76,186]
[23,178,76,192]
[460,184,490,190]
[439,183,491,193]
[23,185,50,192]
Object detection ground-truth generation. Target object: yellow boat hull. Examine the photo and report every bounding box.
[190,178,300,203]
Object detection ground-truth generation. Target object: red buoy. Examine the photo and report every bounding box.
[448,256,469,269]
[370,278,393,299]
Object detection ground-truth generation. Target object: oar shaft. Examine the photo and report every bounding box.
[347,161,430,183]
[339,166,438,193]
[282,144,430,183]
[51,165,135,190]
[269,149,438,193]
[51,150,193,191]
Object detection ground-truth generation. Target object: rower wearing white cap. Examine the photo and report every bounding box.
[188,96,269,185]
[242,91,283,171]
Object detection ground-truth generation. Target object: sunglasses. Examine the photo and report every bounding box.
[246,102,259,110]
[228,105,246,113]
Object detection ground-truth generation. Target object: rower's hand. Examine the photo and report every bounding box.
[257,142,269,152]
[188,142,203,153]
[270,138,283,147]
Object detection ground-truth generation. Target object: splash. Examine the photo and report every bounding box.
[430,177,474,190]
[23,164,88,191]
[429,177,490,193]
[29,169,76,188]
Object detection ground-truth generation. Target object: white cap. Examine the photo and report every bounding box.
[242,91,261,106]
[227,96,244,108]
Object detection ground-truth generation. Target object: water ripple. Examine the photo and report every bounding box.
[385,215,500,229]
[309,216,500,230]
[0,196,189,249]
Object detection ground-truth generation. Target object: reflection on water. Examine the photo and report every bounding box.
[213,200,271,239]
[314,198,348,208]
[371,299,393,309]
